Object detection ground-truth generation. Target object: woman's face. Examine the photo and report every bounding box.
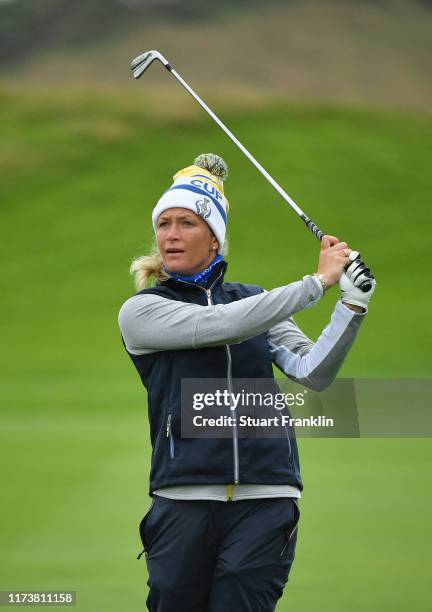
[156,207,219,275]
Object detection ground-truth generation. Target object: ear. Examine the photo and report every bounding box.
[208,229,218,252]
[210,234,218,251]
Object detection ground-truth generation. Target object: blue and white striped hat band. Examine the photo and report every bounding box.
[152,164,229,254]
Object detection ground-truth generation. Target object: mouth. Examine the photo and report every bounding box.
[166,249,184,254]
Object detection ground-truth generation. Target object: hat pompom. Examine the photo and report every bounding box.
[193,153,228,181]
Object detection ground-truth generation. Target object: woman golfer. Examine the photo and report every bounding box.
[118,153,375,611]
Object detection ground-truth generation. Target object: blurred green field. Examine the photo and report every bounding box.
[1,88,431,611]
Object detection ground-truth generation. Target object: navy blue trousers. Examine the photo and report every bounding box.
[138,495,300,612]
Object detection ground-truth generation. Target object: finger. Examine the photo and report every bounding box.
[321,235,339,249]
[333,242,349,251]
[333,249,351,259]
[336,254,351,266]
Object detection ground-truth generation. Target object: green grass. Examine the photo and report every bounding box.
[1,88,431,611]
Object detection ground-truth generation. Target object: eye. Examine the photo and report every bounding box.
[158,220,168,228]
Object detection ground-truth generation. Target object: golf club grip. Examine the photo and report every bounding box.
[303,217,325,241]
[303,217,373,293]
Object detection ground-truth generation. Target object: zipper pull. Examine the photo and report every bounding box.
[226,484,233,502]
[166,413,172,438]
[206,288,211,305]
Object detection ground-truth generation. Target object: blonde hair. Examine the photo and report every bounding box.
[130,237,229,291]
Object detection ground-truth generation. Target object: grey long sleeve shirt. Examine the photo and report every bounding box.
[119,275,367,501]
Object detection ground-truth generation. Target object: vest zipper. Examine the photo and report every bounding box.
[203,277,239,488]
[172,270,240,490]
[225,344,239,484]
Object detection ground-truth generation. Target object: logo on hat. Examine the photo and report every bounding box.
[195,197,212,219]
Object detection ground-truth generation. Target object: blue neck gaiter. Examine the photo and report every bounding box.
[164,254,224,288]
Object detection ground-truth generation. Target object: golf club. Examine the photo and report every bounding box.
[130,49,373,291]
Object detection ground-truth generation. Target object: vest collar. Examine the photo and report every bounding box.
[160,259,228,291]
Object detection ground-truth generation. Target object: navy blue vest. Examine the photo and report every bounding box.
[123,261,302,494]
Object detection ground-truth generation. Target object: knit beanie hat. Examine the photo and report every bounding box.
[152,153,229,254]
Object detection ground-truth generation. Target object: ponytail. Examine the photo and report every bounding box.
[130,242,169,290]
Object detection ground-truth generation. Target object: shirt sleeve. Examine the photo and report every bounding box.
[266,300,367,391]
[118,275,323,355]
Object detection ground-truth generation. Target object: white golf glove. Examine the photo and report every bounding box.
[339,251,376,310]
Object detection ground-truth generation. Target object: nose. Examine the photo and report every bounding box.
[165,222,180,242]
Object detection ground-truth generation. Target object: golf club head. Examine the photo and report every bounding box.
[131,50,171,78]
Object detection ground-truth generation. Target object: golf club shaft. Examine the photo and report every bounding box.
[132,51,373,292]
[164,64,325,241]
